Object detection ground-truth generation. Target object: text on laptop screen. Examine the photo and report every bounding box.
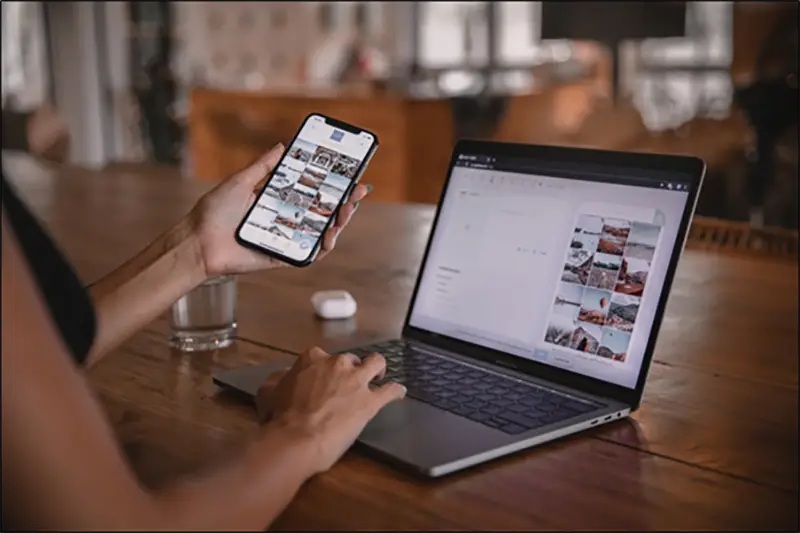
[408,155,692,389]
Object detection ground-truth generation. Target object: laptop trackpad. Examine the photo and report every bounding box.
[357,397,511,476]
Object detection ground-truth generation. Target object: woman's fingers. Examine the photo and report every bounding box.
[304,346,330,361]
[317,183,371,253]
[337,352,362,366]
[349,183,370,203]
[358,353,387,383]
[253,175,270,194]
[371,381,407,413]
[335,202,357,229]
[322,227,339,251]
[333,184,369,228]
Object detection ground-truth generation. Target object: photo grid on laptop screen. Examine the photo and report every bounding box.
[408,155,692,389]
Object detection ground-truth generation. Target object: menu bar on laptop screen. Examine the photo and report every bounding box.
[454,154,693,191]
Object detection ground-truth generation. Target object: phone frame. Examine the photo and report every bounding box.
[235,113,379,268]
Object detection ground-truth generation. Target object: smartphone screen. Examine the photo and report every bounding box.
[237,114,377,265]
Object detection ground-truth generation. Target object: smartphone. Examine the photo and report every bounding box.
[235,113,379,267]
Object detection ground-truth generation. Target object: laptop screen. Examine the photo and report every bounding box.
[407,152,693,389]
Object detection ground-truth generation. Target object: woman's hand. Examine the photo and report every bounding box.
[256,347,406,476]
[188,144,371,278]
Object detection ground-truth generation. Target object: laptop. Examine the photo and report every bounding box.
[214,140,705,477]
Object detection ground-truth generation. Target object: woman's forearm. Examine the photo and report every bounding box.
[86,218,207,366]
[154,422,318,531]
[4,211,322,531]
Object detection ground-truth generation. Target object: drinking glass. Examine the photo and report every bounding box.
[169,275,237,351]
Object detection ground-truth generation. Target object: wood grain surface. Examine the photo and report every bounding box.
[4,153,798,530]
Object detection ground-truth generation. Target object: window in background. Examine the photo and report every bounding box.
[419,1,489,69]
[416,1,573,96]
[497,1,572,66]
[414,1,733,131]
[415,1,576,69]
[416,1,490,96]
[497,1,537,65]
[495,2,574,94]
[634,2,734,131]
[1,1,49,110]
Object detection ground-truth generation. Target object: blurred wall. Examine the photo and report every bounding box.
[170,2,397,92]
[731,1,798,84]
[11,1,789,170]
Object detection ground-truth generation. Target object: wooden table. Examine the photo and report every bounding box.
[4,154,798,531]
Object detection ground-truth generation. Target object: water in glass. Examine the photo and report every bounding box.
[169,275,237,351]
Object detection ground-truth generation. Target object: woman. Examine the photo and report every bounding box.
[1,140,406,530]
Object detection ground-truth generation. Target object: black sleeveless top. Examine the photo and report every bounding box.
[1,172,96,364]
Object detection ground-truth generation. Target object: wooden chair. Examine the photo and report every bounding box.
[687,216,798,259]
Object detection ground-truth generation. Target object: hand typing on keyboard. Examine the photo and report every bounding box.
[256,347,407,475]
[345,340,601,435]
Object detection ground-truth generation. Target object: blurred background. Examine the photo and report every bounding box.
[2,1,797,229]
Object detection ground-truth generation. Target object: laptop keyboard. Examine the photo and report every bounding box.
[342,340,602,435]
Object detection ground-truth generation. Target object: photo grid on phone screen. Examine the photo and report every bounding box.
[544,214,662,362]
[244,138,358,252]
